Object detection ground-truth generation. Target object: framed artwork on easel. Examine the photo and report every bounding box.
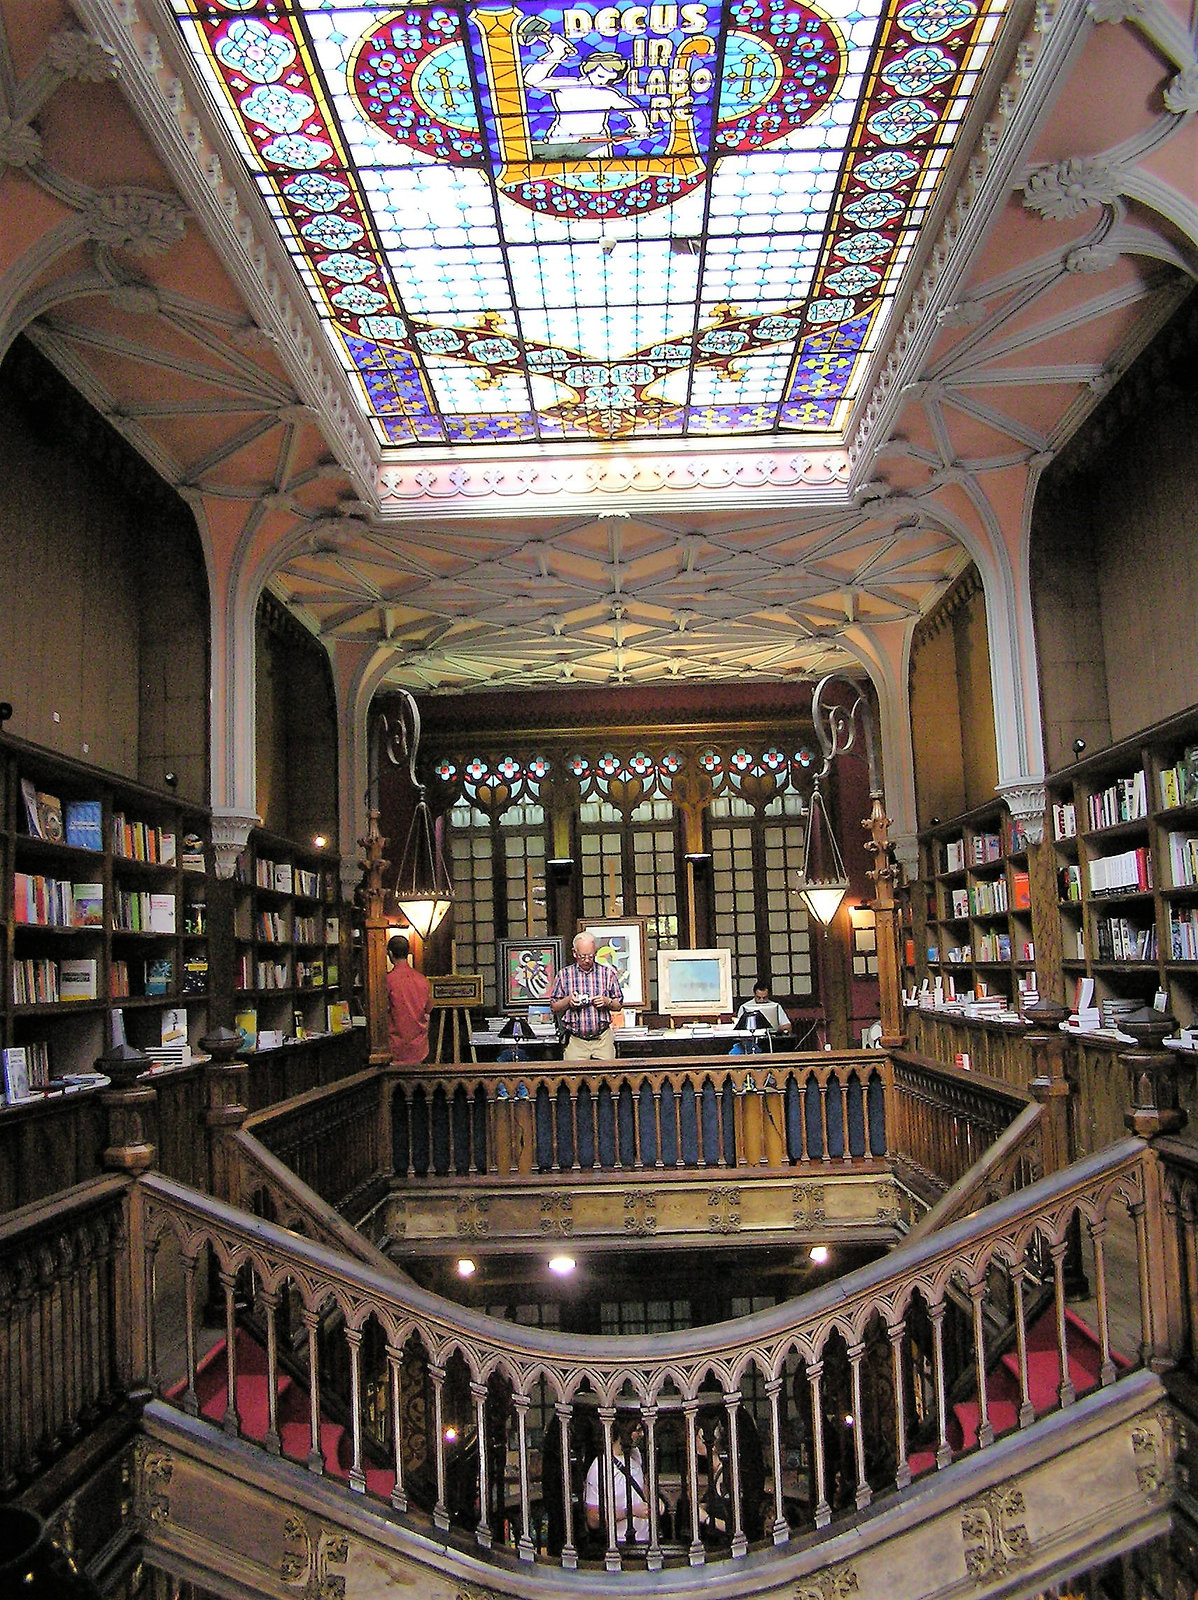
[576,916,649,1010]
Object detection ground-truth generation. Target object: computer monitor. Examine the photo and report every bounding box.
[734,1001,787,1032]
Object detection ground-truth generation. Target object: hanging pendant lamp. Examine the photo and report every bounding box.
[796,780,849,926]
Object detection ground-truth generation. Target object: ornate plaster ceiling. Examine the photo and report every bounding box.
[1,0,1195,704]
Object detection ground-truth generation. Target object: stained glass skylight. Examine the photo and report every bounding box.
[169,0,1009,446]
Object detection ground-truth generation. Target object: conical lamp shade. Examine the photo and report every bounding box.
[796,784,848,926]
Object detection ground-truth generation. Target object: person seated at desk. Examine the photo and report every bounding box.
[734,978,787,1035]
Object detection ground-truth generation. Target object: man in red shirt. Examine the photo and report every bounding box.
[386,933,432,1065]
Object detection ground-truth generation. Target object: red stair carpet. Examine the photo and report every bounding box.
[907,1306,1127,1478]
[171,1332,398,1501]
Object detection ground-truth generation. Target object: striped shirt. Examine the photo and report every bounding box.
[550,959,623,1039]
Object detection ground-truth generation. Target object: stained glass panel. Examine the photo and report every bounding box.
[169,0,1011,445]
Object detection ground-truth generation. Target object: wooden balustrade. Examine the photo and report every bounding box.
[887,1050,1031,1198]
[141,1134,1171,1573]
[0,1030,367,1218]
[388,1052,889,1179]
[244,1069,382,1211]
[0,1176,131,1492]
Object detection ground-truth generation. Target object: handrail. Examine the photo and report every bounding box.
[887,1049,1031,1197]
[387,1051,889,1177]
[906,1100,1044,1242]
[141,1133,1168,1573]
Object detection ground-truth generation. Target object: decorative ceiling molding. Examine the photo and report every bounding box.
[376,448,852,516]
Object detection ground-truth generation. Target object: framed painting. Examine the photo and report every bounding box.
[498,937,564,1013]
[577,916,649,1010]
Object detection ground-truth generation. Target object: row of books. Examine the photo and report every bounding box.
[969,831,1002,865]
[1087,770,1148,831]
[112,889,176,934]
[1088,846,1153,896]
[255,909,289,942]
[1168,908,1198,962]
[971,878,1009,915]
[940,839,966,873]
[1053,799,1078,841]
[109,957,173,997]
[1159,750,1198,809]
[13,874,102,927]
[1093,915,1157,964]
[12,957,98,1002]
[20,781,101,850]
[296,957,337,986]
[1166,831,1198,889]
[112,813,176,865]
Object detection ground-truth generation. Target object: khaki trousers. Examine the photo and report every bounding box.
[563,1028,616,1061]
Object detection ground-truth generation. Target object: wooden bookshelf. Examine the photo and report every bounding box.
[1046,704,1198,1028]
[231,828,347,1050]
[1,732,212,1092]
[915,800,1036,1008]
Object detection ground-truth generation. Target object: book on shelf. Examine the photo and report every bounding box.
[235,1007,258,1052]
[1053,800,1077,841]
[180,833,206,872]
[60,958,98,1001]
[1160,747,1198,809]
[257,1029,284,1051]
[968,832,1002,866]
[328,1000,350,1033]
[144,956,173,996]
[1088,845,1153,895]
[950,887,969,918]
[1059,863,1082,901]
[64,799,103,851]
[13,957,59,1005]
[1166,831,1198,888]
[148,893,176,934]
[72,882,104,927]
[1087,770,1147,830]
[109,959,130,998]
[183,899,206,934]
[23,1041,50,1089]
[1011,870,1031,909]
[36,791,64,843]
[3,1046,32,1104]
[161,1007,187,1046]
[941,839,966,873]
[181,953,209,995]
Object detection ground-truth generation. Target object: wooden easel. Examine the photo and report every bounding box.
[428,973,483,1063]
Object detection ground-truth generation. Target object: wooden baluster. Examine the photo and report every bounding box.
[765,1377,789,1543]
[387,1343,408,1511]
[1089,1218,1117,1385]
[33,1243,54,1458]
[220,1269,240,1437]
[644,1404,663,1571]
[344,1325,366,1492]
[653,1086,665,1169]
[261,1288,281,1453]
[1050,1239,1075,1406]
[724,1390,747,1556]
[181,1252,199,1418]
[513,1392,535,1560]
[889,1319,911,1488]
[1130,1199,1154,1367]
[557,1400,578,1569]
[304,1308,324,1473]
[14,1252,37,1478]
[819,1076,832,1164]
[75,1226,98,1429]
[969,1281,993,1447]
[470,1085,484,1175]
[572,1085,585,1173]
[61,1234,81,1442]
[676,1080,688,1169]
[683,1398,705,1564]
[142,1236,160,1404]
[598,1404,621,1571]
[797,1074,810,1162]
[93,1217,117,1407]
[430,1363,450,1528]
[401,1091,415,1180]
[930,1300,952,1468]
[472,1379,492,1547]
[632,1079,644,1170]
[552,1087,565,1174]
[762,1075,785,1167]
[846,1342,871,1506]
[807,1360,830,1526]
[1010,1262,1035,1426]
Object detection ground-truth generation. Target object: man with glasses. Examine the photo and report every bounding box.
[550,931,623,1060]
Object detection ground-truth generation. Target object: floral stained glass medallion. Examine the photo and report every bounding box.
[169,0,1010,445]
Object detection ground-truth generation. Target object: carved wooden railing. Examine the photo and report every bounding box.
[242,1068,383,1212]
[141,1135,1170,1573]
[0,1176,131,1491]
[906,1101,1044,1242]
[887,1050,1033,1201]
[388,1051,890,1179]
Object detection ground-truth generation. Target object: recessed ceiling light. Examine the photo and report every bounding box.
[809,1245,830,1264]
[548,1254,576,1276]
[456,1258,476,1278]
